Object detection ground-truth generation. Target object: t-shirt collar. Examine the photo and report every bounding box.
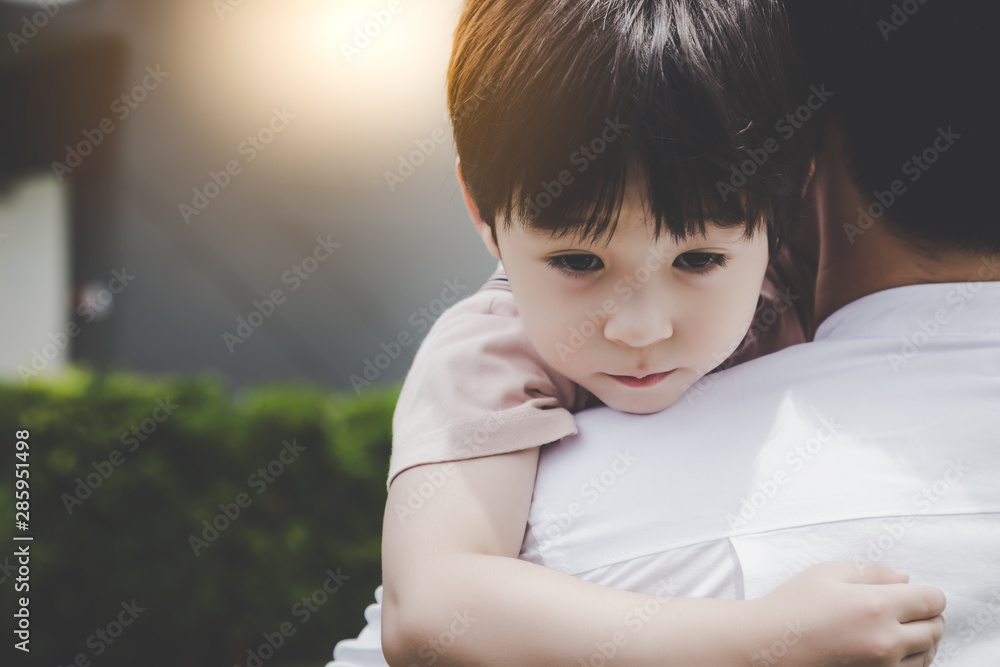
[814,280,1000,342]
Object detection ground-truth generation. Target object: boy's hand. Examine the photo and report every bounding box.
[745,561,946,666]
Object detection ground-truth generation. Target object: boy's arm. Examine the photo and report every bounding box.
[380,449,946,667]
[381,448,751,666]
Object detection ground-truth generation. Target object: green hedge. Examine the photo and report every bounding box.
[0,366,398,667]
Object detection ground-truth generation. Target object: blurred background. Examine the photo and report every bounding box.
[0,0,491,388]
[0,0,490,664]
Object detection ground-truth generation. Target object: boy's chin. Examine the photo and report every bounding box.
[590,388,678,416]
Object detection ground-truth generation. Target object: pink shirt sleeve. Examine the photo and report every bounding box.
[386,284,594,490]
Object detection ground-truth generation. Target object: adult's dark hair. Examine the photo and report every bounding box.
[448,0,815,254]
[785,1,999,255]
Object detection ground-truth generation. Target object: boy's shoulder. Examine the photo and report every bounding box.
[405,267,595,414]
[387,266,594,489]
[446,280,517,318]
[420,264,521,337]
[418,282,517,347]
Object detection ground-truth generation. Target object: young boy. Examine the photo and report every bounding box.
[375,1,945,665]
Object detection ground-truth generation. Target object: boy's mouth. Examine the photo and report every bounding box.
[607,370,675,388]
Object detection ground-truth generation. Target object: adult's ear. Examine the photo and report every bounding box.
[457,158,501,259]
[801,158,817,199]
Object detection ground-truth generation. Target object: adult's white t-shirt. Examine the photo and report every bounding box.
[521,279,1000,666]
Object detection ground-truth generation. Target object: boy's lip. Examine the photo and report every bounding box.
[606,370,675,388]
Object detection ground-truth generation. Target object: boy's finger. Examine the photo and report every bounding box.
[890,583,947,622]
[897,615,945,665]
[900,651,935,667]
[832,560,910,585]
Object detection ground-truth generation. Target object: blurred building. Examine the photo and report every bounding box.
[0,0,493,393]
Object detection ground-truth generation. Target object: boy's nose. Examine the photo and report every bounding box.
[602,291,674,348]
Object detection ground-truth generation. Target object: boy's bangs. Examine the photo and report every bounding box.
[494,84,770,247]
[506,129,765,247]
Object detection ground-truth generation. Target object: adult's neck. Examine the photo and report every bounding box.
[811,130,987,329]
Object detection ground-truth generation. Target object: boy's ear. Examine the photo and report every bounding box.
[457,158,501,260]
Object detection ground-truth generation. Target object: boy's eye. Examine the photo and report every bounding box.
[674,252,728,272]
[548,254,604,275]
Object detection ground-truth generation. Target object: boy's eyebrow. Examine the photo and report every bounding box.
[517,224,603,243]
[687,226,758,247]
[520,224,757,250]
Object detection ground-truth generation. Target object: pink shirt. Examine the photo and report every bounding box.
[387,245,816,489]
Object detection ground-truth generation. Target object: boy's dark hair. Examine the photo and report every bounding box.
[785,1,999,255]
[448,0,815,254]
